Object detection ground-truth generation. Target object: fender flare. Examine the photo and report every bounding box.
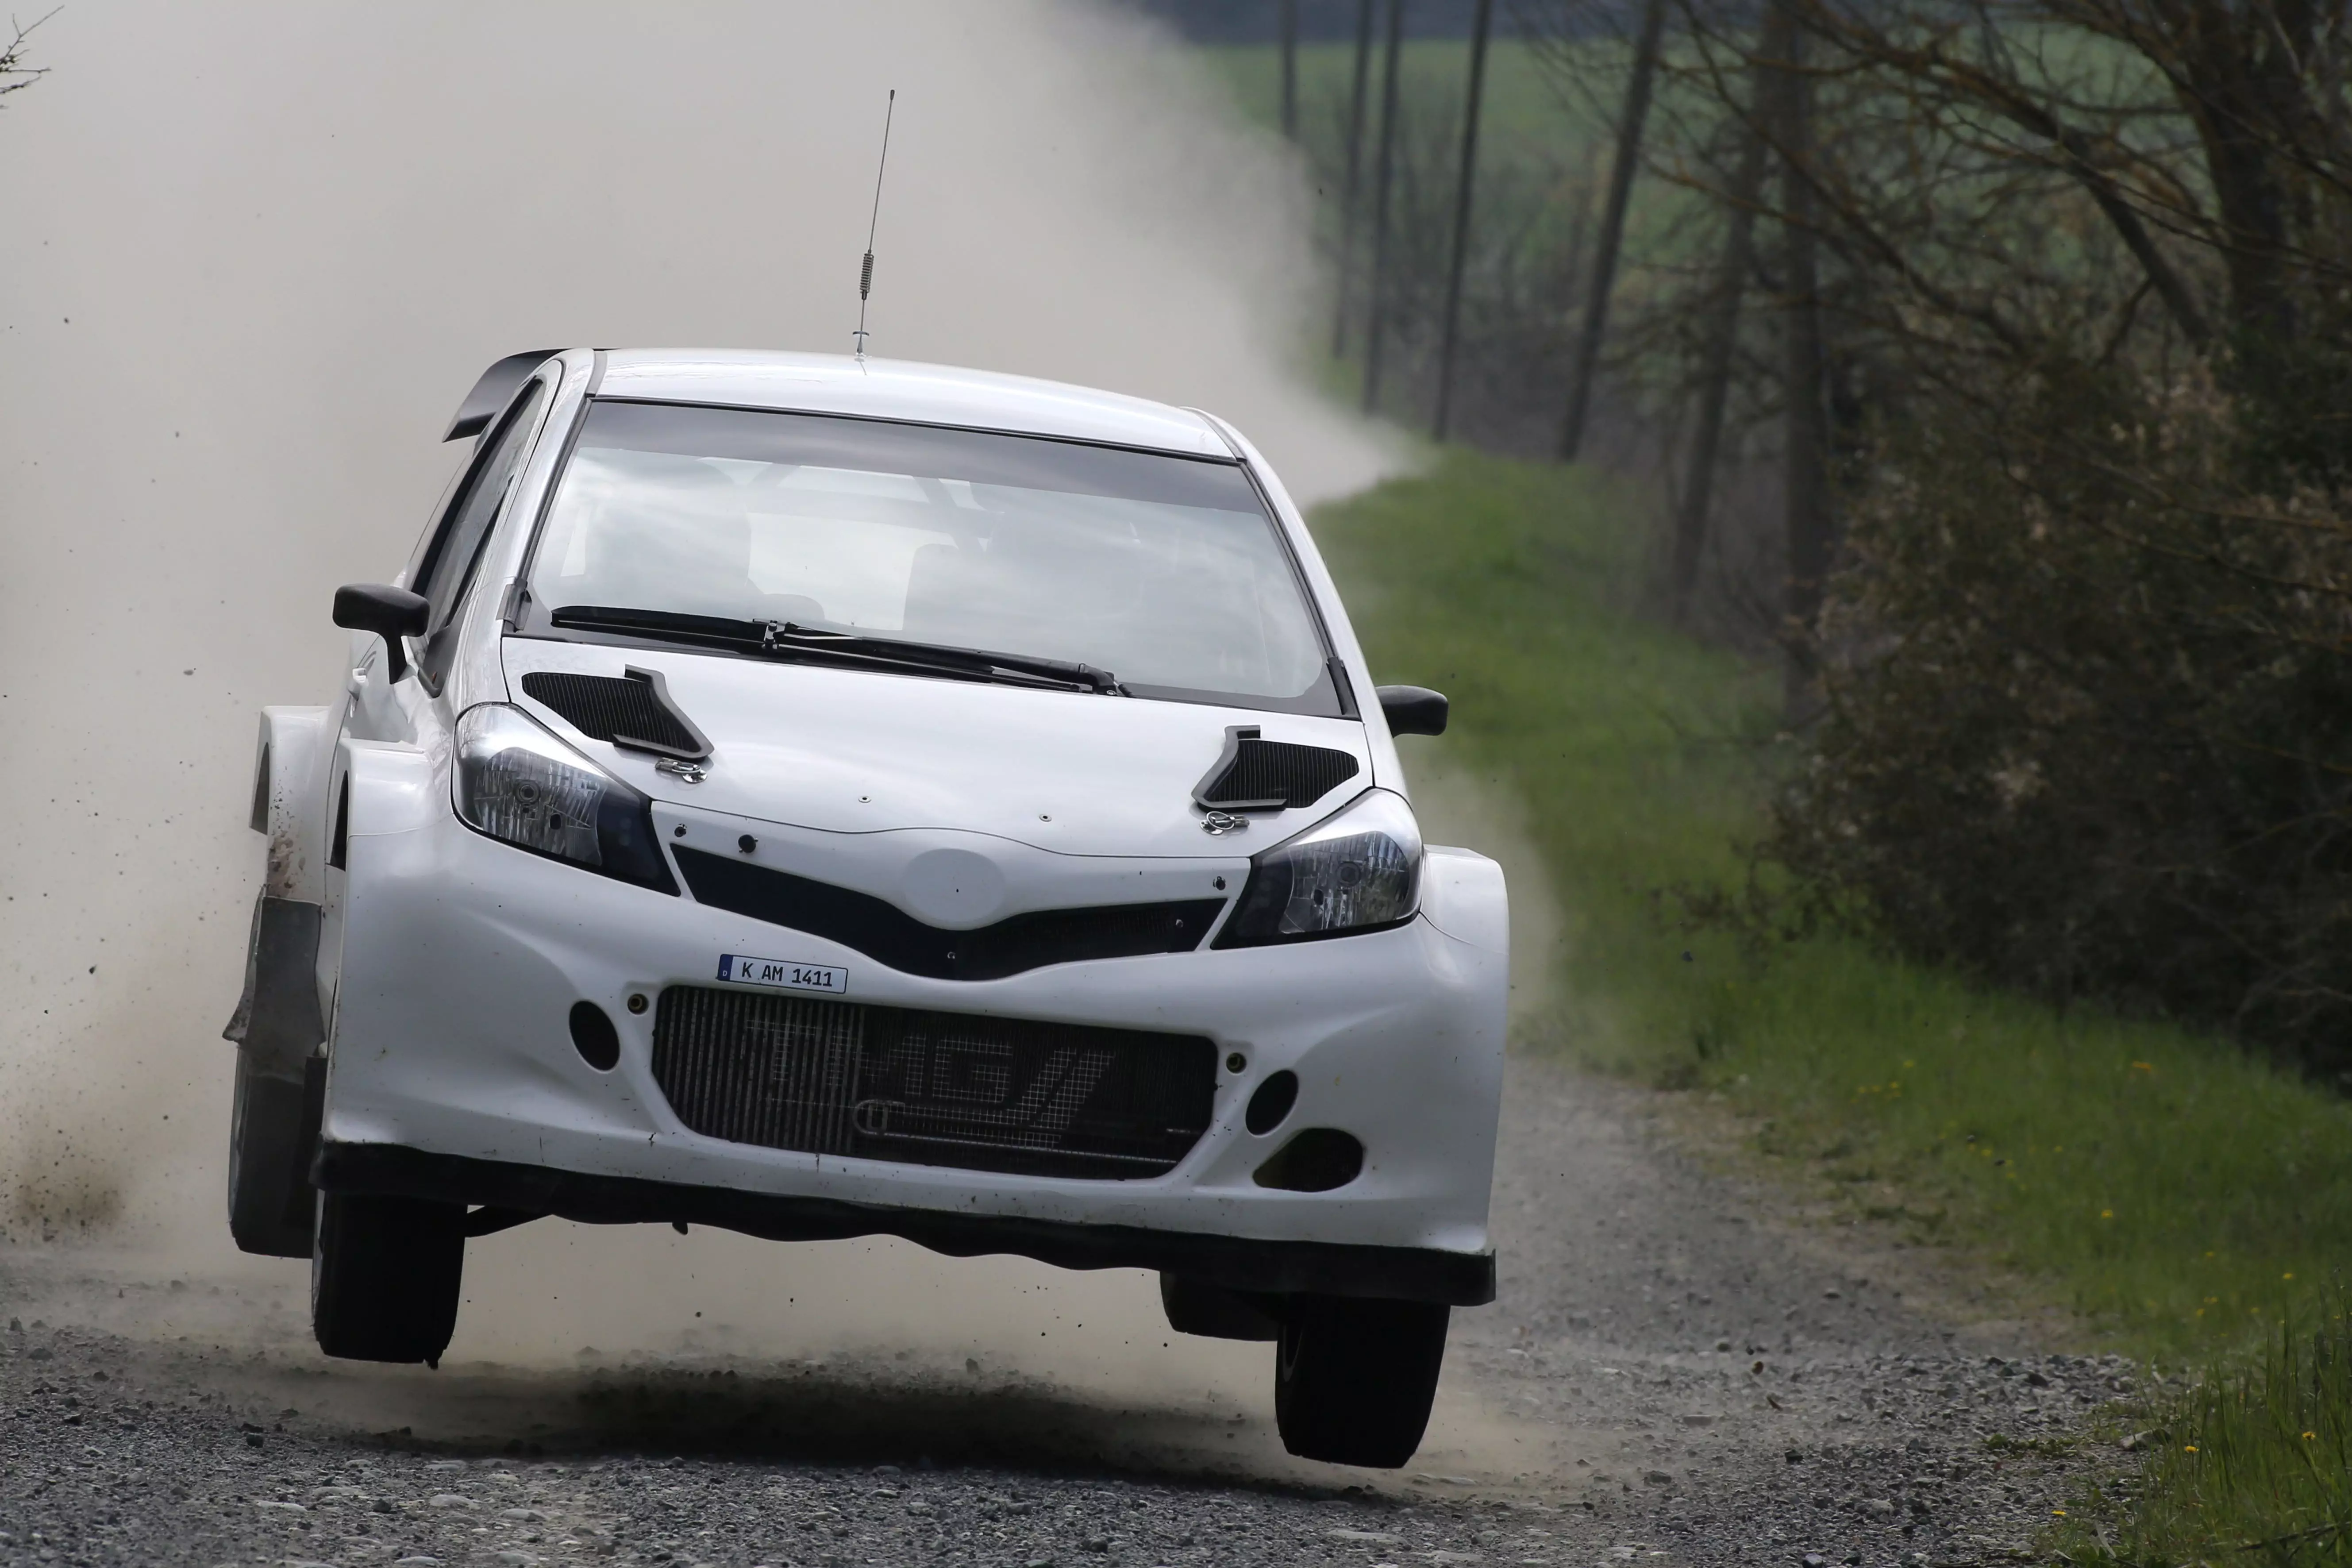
[339,737,441,840]
[225,707,336,1076]
[251,706,335,902]
[1419,846,1509,957]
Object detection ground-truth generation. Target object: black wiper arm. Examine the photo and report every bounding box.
[548,606,1121,694]
[760,623,1123,695]
[550,605,778,653]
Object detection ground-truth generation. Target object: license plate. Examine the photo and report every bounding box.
[716,954,848,995]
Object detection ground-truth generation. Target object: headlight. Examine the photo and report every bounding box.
[453,704,677,894]
[1213,788,1421,948]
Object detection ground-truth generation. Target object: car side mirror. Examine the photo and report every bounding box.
[333,583,431,684]
[1376,685,1448,737]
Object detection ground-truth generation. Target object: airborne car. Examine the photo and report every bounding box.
[224,349,1507,1468]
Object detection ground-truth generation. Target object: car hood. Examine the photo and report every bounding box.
[499,638,1376,859]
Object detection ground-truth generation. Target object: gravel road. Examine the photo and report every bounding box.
[0,1052,2133,1568]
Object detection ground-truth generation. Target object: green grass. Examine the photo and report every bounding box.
[1309,448,2352,1364]
[2059,1301,2352,1562]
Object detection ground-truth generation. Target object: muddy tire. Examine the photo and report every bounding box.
[226,1048,317,1259]
[311,1191,465,1364]
[1273,1294,1449,1468]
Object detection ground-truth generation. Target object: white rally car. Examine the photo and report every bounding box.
[223,348,1507,1467]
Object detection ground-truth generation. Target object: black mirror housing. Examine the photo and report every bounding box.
[1376,685,1449,737]
[334,583,430,683]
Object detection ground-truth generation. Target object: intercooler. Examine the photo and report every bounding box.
[648,985,1217,1179]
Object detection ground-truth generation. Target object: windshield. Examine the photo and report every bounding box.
[523,400,1337,710]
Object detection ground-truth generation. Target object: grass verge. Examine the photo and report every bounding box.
[1309,448,2352,1368]
[2059,1301,2352,1562]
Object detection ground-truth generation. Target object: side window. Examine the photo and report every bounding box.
[414,381,547,686]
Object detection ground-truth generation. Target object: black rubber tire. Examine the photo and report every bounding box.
[1273,1294,1450,1468]
[226,1048,313,1259]
[311,1191,465,1364]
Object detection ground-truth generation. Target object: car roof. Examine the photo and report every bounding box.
[591,349,1234,459]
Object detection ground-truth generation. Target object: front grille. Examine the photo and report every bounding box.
[675,847,1225,981]
[1195,727,1360,811]
[651,986,1216,1179]
[520,668,708,758]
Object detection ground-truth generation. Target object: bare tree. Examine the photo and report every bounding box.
[1329,0,1377,358]
[1668,19,1783,623]
[1279,0,1299,139]
[1557,0,1667,459]
[1433,0,1497,440]
[0,12,53,106]
[1771,8,1830,716]
[1361,0,1409,412]
[1546,0,2352,1068]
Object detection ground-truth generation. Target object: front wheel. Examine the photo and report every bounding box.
[1274,1294,1450,1468]
[311,1191,465,1365]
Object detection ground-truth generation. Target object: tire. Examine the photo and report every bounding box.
[1273,1294,1450,1468]
[311,1191,466,1365]
[226,1048,317,1259]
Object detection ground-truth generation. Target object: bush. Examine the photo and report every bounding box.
[1765,358,2352,1075]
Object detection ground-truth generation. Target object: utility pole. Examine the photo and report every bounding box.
[1558,0,1669,460]
[1432,0,1496,441]
[1361,0,1408,415]
[1669,6,1790,623]
[1330,0,1377,358]
[1279,0,1299,139]
[1775,6,1830,717]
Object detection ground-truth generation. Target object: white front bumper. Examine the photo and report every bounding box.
[320,803,1505,1294]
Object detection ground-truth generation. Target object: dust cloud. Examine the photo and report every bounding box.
[0,0,1390,1236]
[0,0,1470,1472]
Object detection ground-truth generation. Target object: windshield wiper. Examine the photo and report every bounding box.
[549,606,1123,695]
[758,622,1122,694]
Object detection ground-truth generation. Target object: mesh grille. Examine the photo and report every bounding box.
[1197,733,1360,810]
[650,986,1216,1179]
[651,986,863,1152]
[520,670,704,756]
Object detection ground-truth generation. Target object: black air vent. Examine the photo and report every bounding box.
[677,848,1223,981]
[651,986,1216,1179]
[520,666,709,759]
[1194,726,1360,811]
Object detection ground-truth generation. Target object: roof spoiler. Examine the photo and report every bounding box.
[444,350,562,441]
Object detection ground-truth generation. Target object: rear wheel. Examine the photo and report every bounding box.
[1273,1294,1450,1468]
[310,1191,465,1364]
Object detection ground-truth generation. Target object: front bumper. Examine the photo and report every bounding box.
[320,802,1506,1305]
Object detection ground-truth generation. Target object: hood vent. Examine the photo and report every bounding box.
[520,666,710,759]
[1193,727,1360,812]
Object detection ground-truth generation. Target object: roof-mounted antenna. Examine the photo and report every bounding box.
[852,89,897,361]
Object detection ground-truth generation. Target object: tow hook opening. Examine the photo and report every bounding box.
[1252,1128,1364,1192]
